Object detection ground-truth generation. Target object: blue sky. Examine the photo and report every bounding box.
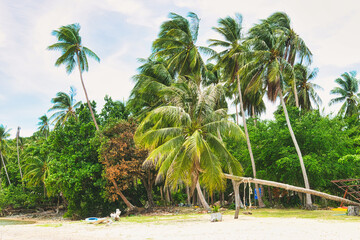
[1,0,359,137]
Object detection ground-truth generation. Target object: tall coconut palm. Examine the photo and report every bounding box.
[152,12,209,82]
[0,124,11,185]
[245,17,313,208]
[330,71,360,117]
[48,23,100,130]
[285,64,322,111]
[209,13,265,207]
[267,12,312,107]
[135,79,244,210]
[37,115,50,138]
[48,87,81,126]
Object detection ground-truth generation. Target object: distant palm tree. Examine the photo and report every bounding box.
[37,115,50,138]
[48,23,100,130]
[48,87,81,126]
[285,64,322,111]
[330,71,360,117]
[16,127,24,186]
[0,124,11,185]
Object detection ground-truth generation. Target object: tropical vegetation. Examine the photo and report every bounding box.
[0,12,359,219]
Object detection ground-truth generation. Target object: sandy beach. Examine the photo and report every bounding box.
[1,214,359,240]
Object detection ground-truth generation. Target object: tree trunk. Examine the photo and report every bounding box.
[234,182,242,219]
[235,101,239,125]
[0,150,11,185]
[16,127,24,187]
[110,178,135,210]
[236,75,265,207]
[252,105,257,127]
[223,175,360,206]
[186,185,191,205]
[196,181,211,210]
[142,175,155,208]
[76,53,100,131]
[279,90,312,208]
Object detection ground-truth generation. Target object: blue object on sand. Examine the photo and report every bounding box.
[85,217,99,222]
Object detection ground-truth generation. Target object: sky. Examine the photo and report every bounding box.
[0,0,359,138]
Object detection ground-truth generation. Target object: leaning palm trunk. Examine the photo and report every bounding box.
[196,181,211,211]
[236,75,265,207]
[16,127,24,186]
[224,174,360,206]
[279,90,312,207]
[110,178,135,210]
[0,150,11,185]
[76,53,100,131]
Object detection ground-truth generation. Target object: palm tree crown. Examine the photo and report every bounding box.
[48,23,100,73]
[37,115,50,137]
[135,79,244,193]
[330,71,360,117]
[48,87,81,126]
[285,64,322,111]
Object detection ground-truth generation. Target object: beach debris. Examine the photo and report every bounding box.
[243,211,252,215]
[110,209,121,221]
[85,217,112,224]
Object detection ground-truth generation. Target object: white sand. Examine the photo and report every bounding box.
[1,215,359,240]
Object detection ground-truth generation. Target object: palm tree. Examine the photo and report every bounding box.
[135,79,244,210]
[48,23,100,130]
[152,12,209,82]
[245,16,313,208]
[48,87,81,126]
[37,115,50,138]
[267,12,312,107]
[0,124,11,185]
[128,58,175,119]
[330,71,360,117]
[209,13,265,207]
[285,64,322,111]
[24,155,52,196]
[16,127,24,186]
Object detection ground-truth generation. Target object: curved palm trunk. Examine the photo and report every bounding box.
[16,127,24,186]
[196,181,210,211]
[236,75,265,208]
[76,53,100,131]
[224,174,360,206]
[279,90,312,207]
[110,178,135,210]
[0,150,11,185]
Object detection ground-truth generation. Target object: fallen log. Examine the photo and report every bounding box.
[223,174,360,207]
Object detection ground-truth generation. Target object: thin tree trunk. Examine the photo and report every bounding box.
[224,174,360,206]
[76,53,100,131]
[252,105,257,127]
[16,127,24,187]
[0,150,11,185]
[235,102,239,125]
[279,90,312,207]
[110,178,135,210]
[186,185,191,205]
[196,181,211,210]
[236,75,265,207]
